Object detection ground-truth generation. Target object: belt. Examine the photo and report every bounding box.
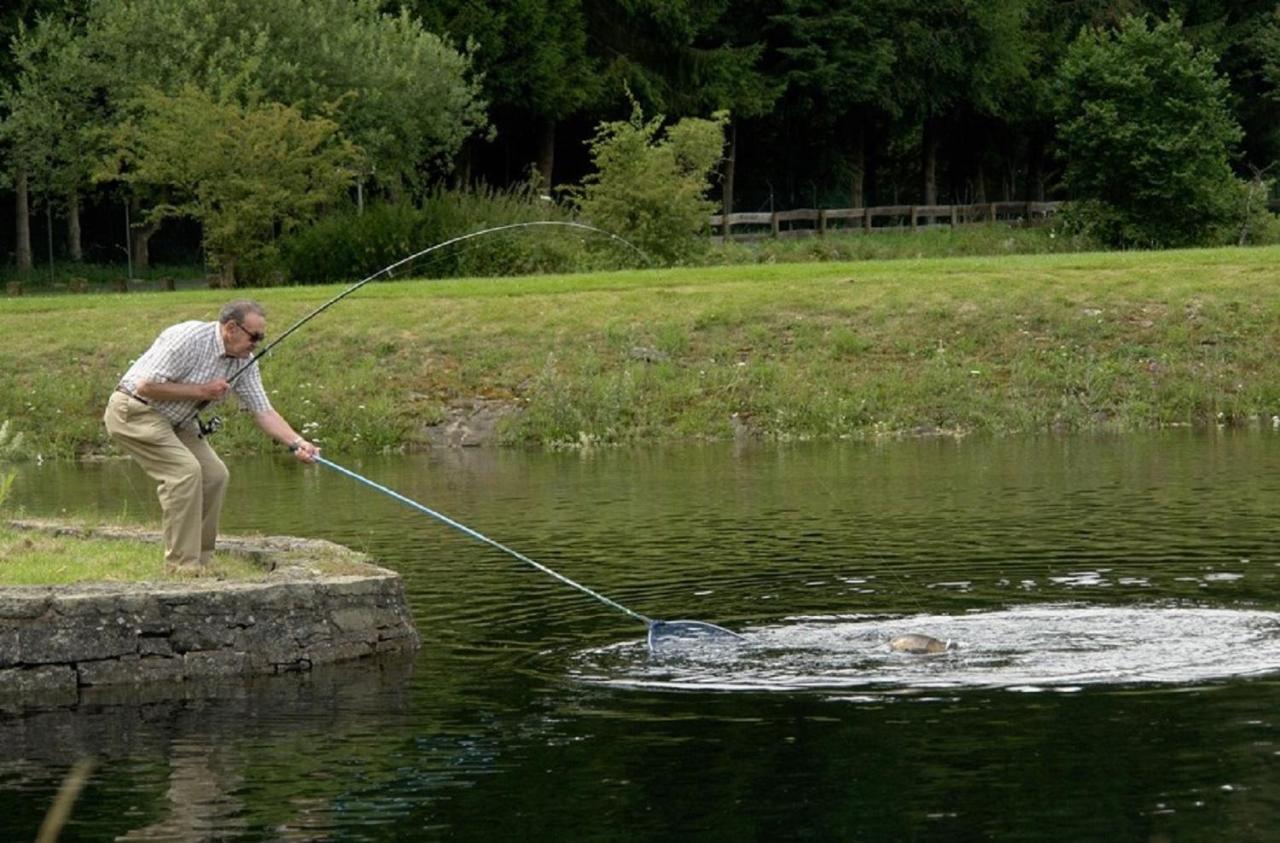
[115,386,149,405]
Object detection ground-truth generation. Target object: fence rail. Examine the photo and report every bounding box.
[711,201,1064,240]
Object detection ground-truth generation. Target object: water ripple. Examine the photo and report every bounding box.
[569,604,1280,693]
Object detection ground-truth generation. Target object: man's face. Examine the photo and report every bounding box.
[223,312,266,358]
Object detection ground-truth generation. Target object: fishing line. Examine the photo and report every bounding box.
[180,220,648,432]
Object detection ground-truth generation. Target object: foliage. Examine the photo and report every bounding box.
[415,0,598,123]
[272,183,623,284]
[102,85,358,282]
[78,0,486,190]
[572,100,727,264]
[1055,15,1245,248]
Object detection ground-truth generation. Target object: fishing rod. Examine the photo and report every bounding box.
[181,220,648,433]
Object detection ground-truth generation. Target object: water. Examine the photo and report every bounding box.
[5,432,1280,839]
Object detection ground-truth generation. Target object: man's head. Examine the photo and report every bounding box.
[219,300,267,358]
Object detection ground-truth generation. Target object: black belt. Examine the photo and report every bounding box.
[115,386,149,405]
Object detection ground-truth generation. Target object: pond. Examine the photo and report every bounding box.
[4,431,1280,839]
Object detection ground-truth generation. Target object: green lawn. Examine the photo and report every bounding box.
[3,244,1279,458]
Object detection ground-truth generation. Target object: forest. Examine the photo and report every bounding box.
[2,0,1277,282]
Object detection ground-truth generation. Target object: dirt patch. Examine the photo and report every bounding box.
[416,398,522,448]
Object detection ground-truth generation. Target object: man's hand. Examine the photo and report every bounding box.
[289,438,319,463]
[201,378,231,401]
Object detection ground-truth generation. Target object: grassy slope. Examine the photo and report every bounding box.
[3,245,1279,458]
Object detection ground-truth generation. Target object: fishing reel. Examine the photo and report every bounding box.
[196,414,223,438]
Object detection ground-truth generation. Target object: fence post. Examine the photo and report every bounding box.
[864,209,872,233]
[950,205,958,228]
[771,212,780,238]
[910,207,918,232]
[818,209,827,236]
[988,203,996,223]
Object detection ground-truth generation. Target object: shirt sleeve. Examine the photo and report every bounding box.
[232,361,274,414]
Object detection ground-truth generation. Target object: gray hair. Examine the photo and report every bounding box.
[219,300,266,324]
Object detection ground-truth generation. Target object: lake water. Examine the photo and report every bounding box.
[4,432,1280,839]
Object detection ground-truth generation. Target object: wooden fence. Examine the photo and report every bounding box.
[710,201,1064,240]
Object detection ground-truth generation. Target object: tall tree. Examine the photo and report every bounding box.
[774,0,896,207]
[886,0,1035,205]
[412,0,598,191]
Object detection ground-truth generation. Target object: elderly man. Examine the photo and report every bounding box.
[104,300,318,569]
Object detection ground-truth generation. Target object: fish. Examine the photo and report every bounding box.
[888,633,956,654]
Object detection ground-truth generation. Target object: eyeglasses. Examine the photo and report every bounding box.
[234,321,265,343]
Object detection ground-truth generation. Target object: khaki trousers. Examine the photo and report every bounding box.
[103,391,229,567]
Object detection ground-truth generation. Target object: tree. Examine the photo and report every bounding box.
[573,101,727,264]
[1056,15,1244,246]
[3,0,487,272]
[412,0,598,191]
[102,85,358,284]
[774,0,897,207]
[2,15,101,263]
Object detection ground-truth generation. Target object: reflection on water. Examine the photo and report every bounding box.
[6,432,1280,838]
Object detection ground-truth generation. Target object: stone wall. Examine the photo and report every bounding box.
[0,526,420,703]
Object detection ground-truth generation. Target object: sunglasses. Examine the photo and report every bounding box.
[234,321,265,343]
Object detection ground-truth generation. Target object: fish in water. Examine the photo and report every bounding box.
[888,634,956,654]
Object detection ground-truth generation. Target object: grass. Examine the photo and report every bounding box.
[0,522,264,585]
[3,242,1280,457]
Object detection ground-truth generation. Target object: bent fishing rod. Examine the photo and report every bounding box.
[180,220,647,434]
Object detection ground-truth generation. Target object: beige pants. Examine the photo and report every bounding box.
[103,391,229,567]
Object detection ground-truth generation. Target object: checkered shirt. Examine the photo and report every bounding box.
[118,320,273,426]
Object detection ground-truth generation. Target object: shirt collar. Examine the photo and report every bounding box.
[215,321,235,358]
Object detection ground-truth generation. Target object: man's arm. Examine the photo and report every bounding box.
[253,409,319,462]
[136,378,229,403]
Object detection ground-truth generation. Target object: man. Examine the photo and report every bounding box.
[104,300,318,570]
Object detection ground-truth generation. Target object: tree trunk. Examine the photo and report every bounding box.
[921,116,939,206]
[722,120,737,227]
[535,117,555,194]
[67,192,83,262]
[1025,126,1046,202]
[849,119,865,208]
[128,197,162,271]
[218,257,236,289]
[15,170,33,272]
[973,161,987,204]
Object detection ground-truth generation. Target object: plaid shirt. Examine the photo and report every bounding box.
[118,320,273,426]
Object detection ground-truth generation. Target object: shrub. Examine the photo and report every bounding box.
[272,182,620,284]
[571,99,727,265]
[1055,16,1244,248]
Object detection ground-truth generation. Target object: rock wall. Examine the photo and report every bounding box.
[0,528,420,703]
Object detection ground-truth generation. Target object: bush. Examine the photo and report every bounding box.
[271,182,631,284]
[1055,16,1244,248]
[571,99,727,265]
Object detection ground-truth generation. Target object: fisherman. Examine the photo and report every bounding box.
[103,300,319,570]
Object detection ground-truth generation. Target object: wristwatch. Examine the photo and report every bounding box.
[288,438,303,452]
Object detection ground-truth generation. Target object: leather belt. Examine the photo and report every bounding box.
[115,386,149,405]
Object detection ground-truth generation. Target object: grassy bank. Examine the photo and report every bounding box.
[0,523,260,585]
[2,244,1279,458]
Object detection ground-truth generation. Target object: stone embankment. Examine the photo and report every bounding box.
[0,523,419,703]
